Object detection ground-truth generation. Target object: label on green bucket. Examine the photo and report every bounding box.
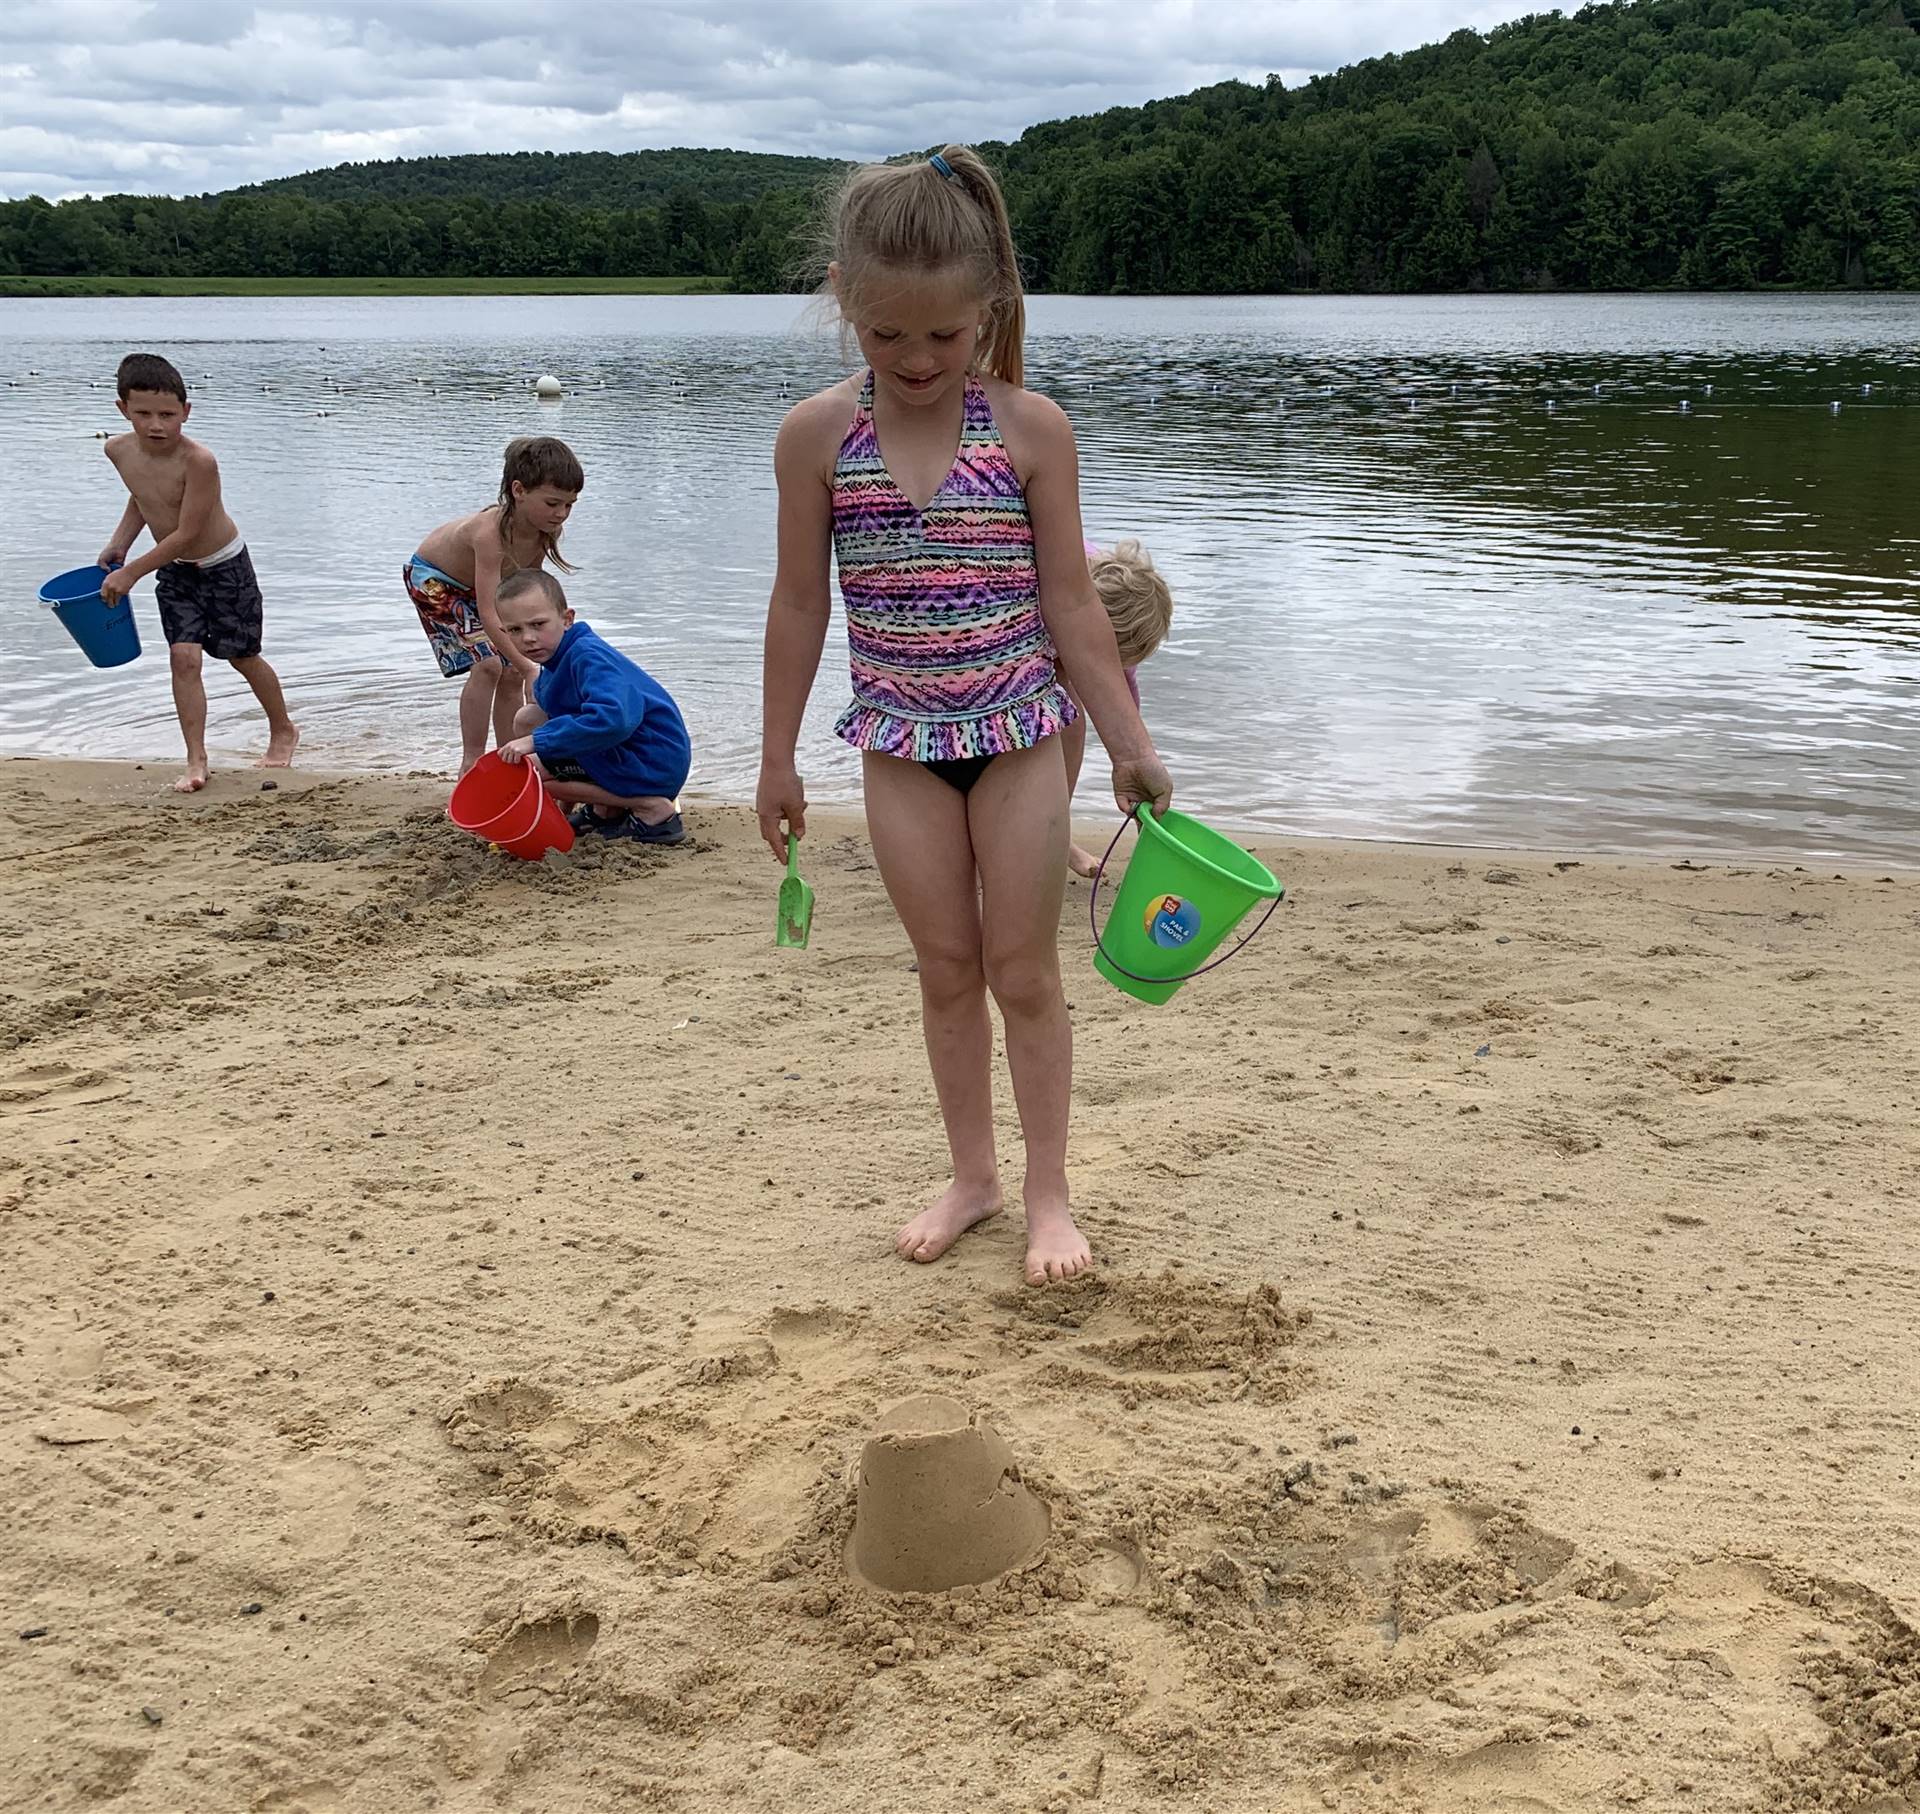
[1144,894,1202,949]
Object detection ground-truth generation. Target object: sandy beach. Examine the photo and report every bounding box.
[3,756,1917,1813]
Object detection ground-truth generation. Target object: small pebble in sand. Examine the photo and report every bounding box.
[140,1707,163,1727]
[241,1603,263,1616]
[261,780,278,792]
[19,1627,48,1640]
[262,1291,275,1302]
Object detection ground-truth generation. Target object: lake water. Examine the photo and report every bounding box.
[3,292,1918,860]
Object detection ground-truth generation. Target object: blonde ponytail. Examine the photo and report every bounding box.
[820,142,1027,387]
[934,145,1026,386]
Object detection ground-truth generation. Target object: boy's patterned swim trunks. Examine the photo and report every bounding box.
[156,547,264,661]
[404,553,497,678]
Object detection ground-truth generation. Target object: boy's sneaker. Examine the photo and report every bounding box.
[622,811,687,846]
[569,805,627,835]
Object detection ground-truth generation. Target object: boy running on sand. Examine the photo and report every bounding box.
[99,352,298,793]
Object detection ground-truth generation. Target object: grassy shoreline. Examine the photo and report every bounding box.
[0,274,732,299]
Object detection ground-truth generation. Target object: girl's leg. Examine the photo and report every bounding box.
[862,752,1003,1261]
[968,738,1090,1283]
[458,659,501,774]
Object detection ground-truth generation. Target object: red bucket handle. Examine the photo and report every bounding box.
[1088,808,1284,989]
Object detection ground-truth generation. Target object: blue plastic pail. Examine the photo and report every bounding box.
[39,566,141,668]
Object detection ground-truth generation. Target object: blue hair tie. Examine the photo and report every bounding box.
[928,152,963,186]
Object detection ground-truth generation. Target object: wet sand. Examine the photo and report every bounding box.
[3,757,1917,1812]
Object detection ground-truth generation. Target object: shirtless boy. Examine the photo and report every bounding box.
[99,352,298,792]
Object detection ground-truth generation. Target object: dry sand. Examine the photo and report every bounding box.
[2,756,1918,1813]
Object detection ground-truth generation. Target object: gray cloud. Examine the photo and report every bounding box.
[1,0,1546,200]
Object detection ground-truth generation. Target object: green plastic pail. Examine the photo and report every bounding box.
[1090,806,1283,1006]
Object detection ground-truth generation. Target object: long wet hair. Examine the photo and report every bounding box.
[497,436,584,572]
[818,144,1027,386]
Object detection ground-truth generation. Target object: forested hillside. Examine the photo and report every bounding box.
[3,0,1915,291]
[991,0,1920,289]
[245,148,841,209]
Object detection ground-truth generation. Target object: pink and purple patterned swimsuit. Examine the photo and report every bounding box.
[832,370,1075,785]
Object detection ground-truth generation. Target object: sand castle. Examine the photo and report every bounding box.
[847,1395,1049,1594]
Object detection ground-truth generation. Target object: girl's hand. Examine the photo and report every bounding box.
[498,736,535,765]
[1112,752,1173,819]
[756,762,807,861]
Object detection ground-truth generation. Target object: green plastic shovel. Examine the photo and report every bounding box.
[777,832,814,948]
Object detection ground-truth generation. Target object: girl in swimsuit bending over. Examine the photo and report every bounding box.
[405,436,583,775]
[756,144,1173,1287]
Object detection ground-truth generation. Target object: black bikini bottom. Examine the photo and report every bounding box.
[921,755,999,796]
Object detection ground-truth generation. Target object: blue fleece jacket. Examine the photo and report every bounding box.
[531,621,691,799]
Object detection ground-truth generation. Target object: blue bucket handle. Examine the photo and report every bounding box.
[1087,806,1284,988]
[40,561,124,607]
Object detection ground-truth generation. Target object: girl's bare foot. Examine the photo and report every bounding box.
[1023,1186,1091,1285]
[1068,842,1102,880]
[259,723,300,768]
[896,1180,1003,1264]
[172,759,210,794]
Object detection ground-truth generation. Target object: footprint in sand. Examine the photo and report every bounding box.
[477,1611,600,1698]
[271,1456,367,1559]
[0,1063,129,1115]
[17,1319,106,1382]
[30,1399,157,1445]
[253,1784,344,1812]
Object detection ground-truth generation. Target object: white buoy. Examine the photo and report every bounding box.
[1831,399,1842,413]
[534,374,563,399]
[1593,382,1601,394]
[1680,399,1691,412]
[1547,398,1556,412]
[1862,382,1873,396]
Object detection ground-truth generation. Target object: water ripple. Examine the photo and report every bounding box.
[3,292,1918,859]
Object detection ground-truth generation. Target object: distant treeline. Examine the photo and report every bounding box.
[4,0,1917,293]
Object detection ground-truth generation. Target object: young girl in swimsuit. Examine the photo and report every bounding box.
[405,437,584,774]
[756,145,1173,1287]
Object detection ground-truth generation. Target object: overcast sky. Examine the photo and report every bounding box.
[1,1,1549,201]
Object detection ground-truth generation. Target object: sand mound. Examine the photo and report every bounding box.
[847,1395,1049,1593]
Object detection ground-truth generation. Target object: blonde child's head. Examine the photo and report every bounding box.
[817,144,1027,386]
[1088,540,1174,667]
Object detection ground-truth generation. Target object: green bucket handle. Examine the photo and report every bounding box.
[1088,807,1284,989]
